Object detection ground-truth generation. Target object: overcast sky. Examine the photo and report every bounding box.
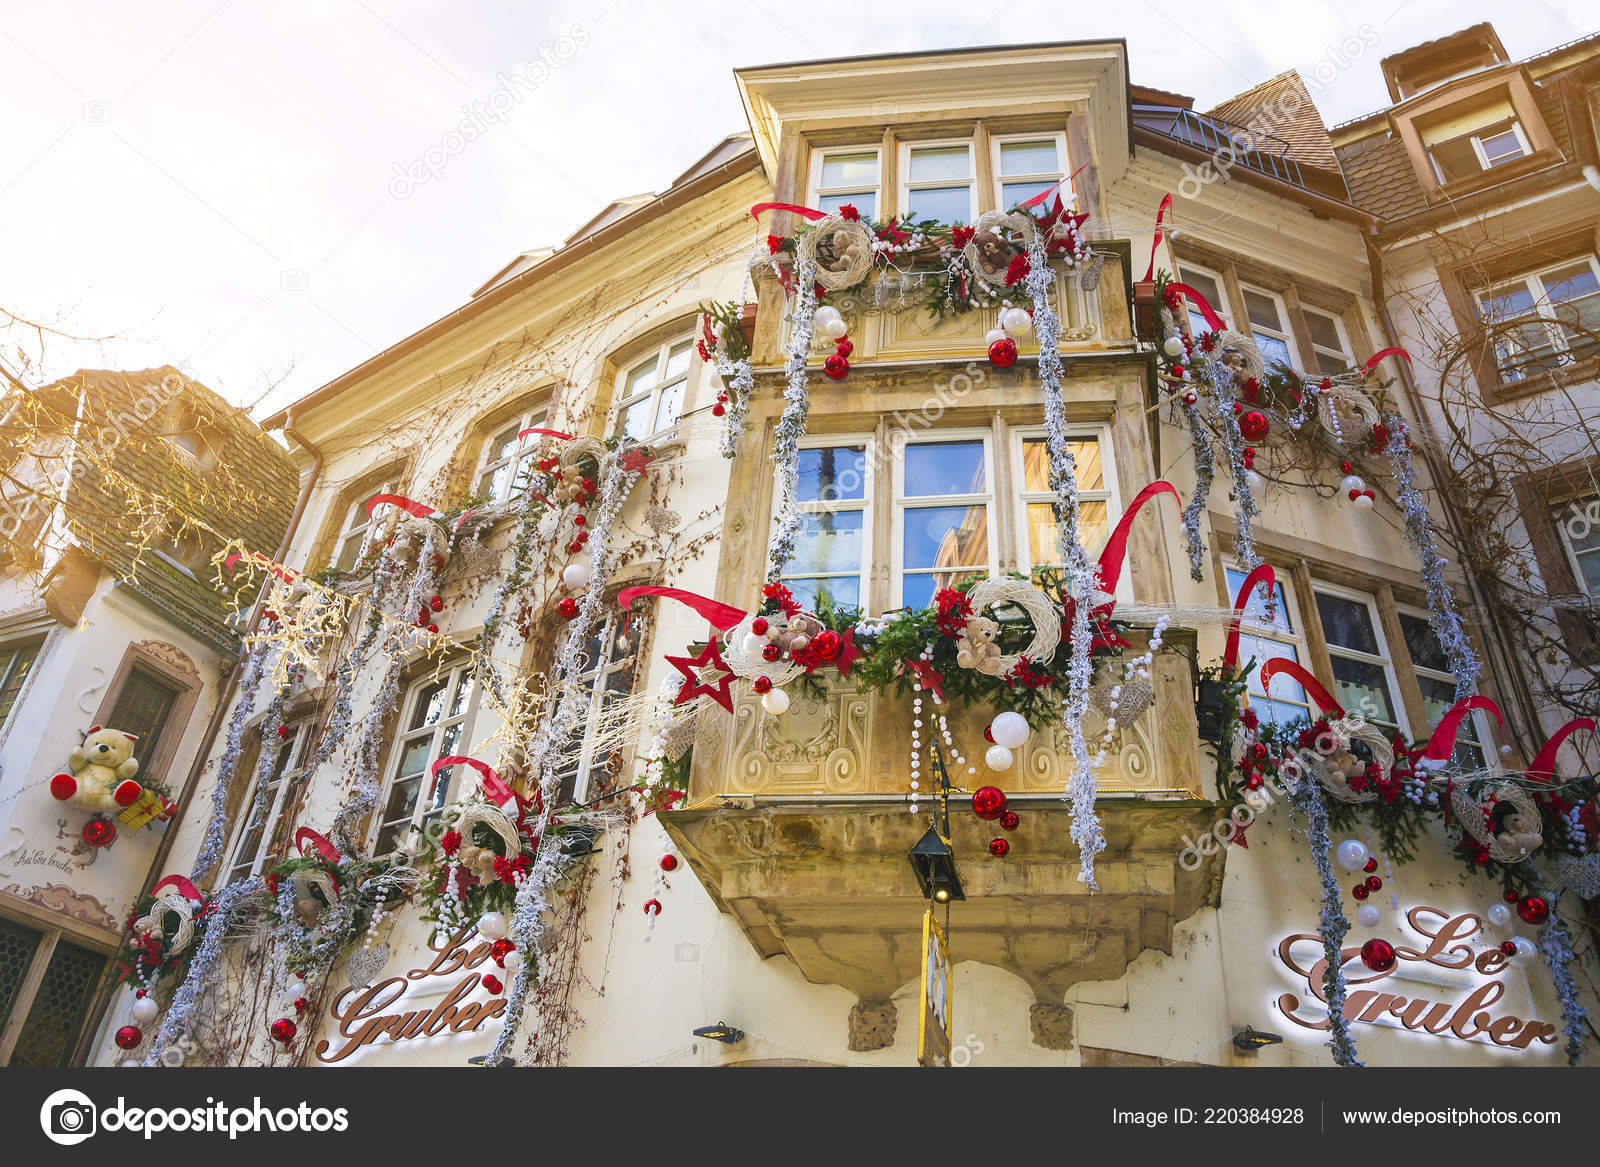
[1,0,1591,418]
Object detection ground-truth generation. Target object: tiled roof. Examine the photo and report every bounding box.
[1208,71,1341,172]
[1333,130,1427,224]
[48,367,298,652]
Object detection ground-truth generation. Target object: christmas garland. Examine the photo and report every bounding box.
[141,875,260,1067]
[1294,776,1364,1067]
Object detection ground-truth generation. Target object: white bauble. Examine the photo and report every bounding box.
[561,562,592,590]
[1002,307,1033,336]
[984,744,1015,771]
[477,911,508,940]
[761,689,791,715]
[131,996,160,1024]
[984,328,1007,347]
[502,950,523,973]
[1339,475,1365,495]
[1356,903,1381,928]
[990,711,1031,749]
[283,979,307,1001]
[743,633,766,655]
[1334,838,1369,871]
[1486,902,1512,929]
[822,316,849,340]
[812,306,842,333]
[1162,336,1185,358]
[1510,936,1536,961]
[1352,493,1374,511]
[1245,469,1263,492]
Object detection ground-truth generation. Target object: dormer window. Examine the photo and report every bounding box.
[1423,102,1530,183]
[167,403,219,470]
[811,149,880,219]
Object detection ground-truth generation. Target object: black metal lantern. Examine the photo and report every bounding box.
[693,1022,745,1044]
[909,825,965,903]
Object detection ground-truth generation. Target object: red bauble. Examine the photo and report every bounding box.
[1000,811,1019,831]
[1500,941,1518,957]
[988,337,1018,368]
[712,403,726,416]
[810,630,841,660]
[988,837,1010,858]
[427,623,439,634]
[115,1025,143,1050]
[1363,857,1378,873]
[1365,875,1382,891]
[643,899,662,917]
[482,974,504,995]
[983,726,995,743]
[752,676,772,694]
[557,598,579,619]
[1352,884,1369,900]
[1340,461,1354,474]
[1239,410,1270,442]
[82,816,116,848]
[1183,391,1197,405]
[751,618,768,635]
[659,854,679,872]
[823,354,849,380]
[277,724,290,739]
[762,644,782,662]
[293,997,308,1014]
[835,338,854,358]
[1516,895,1550,925]
[270,1017,297,1043]
[1504,891,1519,903]
[1360,938,1396,972]
[430,595,443,611]
[971,786,1007,820]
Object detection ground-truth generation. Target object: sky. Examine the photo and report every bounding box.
[1,0,1592,419]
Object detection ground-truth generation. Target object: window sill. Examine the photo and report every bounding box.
[1482,355,1600,404]
[1425,149,1562,202]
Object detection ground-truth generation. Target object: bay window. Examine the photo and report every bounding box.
[811,148,880,220]
[372,662,477,855]
[1478,257,1600,382]
[779,440,872,613]
[1313,585,1406,735]
[894,434,995,610]
[993,134,1067,216]
[1423,103,1531,183]
[901,141,975,225]
[615,338,693,440]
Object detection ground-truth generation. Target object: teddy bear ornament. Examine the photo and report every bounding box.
[50,726,144,814]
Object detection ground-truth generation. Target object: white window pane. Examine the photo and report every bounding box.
[1255,333,1294,366]
[909,146,971,182]
[1329,656,1398,727]
[1224,567,1292,633]
[664,340,694,379]
[1303,309,1343,353]
[1002,180,1057,213]
[626,358,659,395]
[907,186,971,224]
[999,140,1058,176]
[820,152,878,188]
[904,441,985,496]
[818,191,875,219]
[1544,264,1599,305]
[621,397,652,440]
[784,576,861,612]
[791,511,863,575]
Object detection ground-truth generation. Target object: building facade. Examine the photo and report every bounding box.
[58,32,1600,1069]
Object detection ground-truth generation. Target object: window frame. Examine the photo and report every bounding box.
[369,660,481,856]
[779,434,876,616]
[1396,602,1491,767]
[1009,424,1122,590]
[1552,493,1600,601]
[1238,282,1299,371]
[1475,255,1600,383]
[0,631,48,734]
[990,131,1069,217]
[553,607,639,806]
[891,427,998,610]
[612,337,695,441]
[330,478,394,573]
[1301,304,1355,376]
[1224,562,1316,728]
[1426,115,1532,183]
[1174,261,1232,334]
[220,720,314,882]
[899,138,977,226]
[1311,581,1410,737]
[473,405,550,509]
[808,145,882,221]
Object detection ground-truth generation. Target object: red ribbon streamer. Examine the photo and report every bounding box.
[1165,282,1226,333]
[366,493,436,519]
[1097,480,1181,599]
[517,427,573,442]
[749,201,828,223]
[1259,658,1343,715]
[432,755,543,822]
[1363,347,1412,370]
[1143,193,1174,282]
[616,586,747,631]
[294,826,342,865]
[1527,717,1596,783]
[1019,163,1090,211]
[1223,564,1277,673]
[151,874,202,902]
[1419,697,1505,762]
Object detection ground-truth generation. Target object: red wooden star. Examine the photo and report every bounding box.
[665,635,736,712]
[619,448,654,474]
[1229,820,1250,848]
[902,657,946,703]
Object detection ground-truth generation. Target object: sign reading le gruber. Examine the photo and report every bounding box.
[1276,906,1560,1050]
[316,928,506,1063]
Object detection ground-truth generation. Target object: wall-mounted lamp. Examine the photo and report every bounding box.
[909,825,965,903]
[693,1022,745,1045]
[1231,1027,1284,1053]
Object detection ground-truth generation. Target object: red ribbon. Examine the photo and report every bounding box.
[750,201,828,223]
[517,427,573,442]
[1097,481,1181,598]
[1527,718,1596,783]
[616,586,747,631]
[1363,347,1412,371]
[1165,282,1226,333]
[366,493,435,519]
[1259,658,1343,715]
[1419,697,1505,762]
[293,826,342,865]
[1143,193,1174,282]
[151,874,202,902]
[1019,163,1090,212]
[432,756,542,822]
[1223,564,1277,673]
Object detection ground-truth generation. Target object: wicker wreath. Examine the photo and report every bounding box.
[1212,329,1266,392]
[797,215,876,292]
[1317,383,1380,444]
[965,578,1061,675]
[450,802,524,882]
[1310,716,1396,805]
[134,893,196,955]
[963,210,1038,292]
[721,613,804,687]
[557,435,609,495]
[1450,781,1544,863]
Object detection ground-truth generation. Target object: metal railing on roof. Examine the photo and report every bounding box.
[1132,103,1306,189]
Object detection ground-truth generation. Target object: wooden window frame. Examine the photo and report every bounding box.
[1224,561,1316,728]
[780,434,875,615]
[0,917,111,1066]
[612,336,695,442]
[1474,255,1600,387]
[808,146,882,221]
[1396,601,1492,765]
[1238,282,1300,372]
[368,659,481,855]
[1310,580,1412,737]
[314,458,412,574]
[891,426,997,610]
[899,138,978,227]
[1389,68,1561,201]
[990,131,1069,217]
[1010,423,1121,585]
[0,616,54,736]
[89,641,203,790]
[220,719,315,882]
[553,606,638,805]
[472,404,551,510]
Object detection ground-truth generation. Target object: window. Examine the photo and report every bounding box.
[1240,284,1296,369]
[553,611,638,805]
[780,440,872,613]
[475,406,548,506]
[150,524,208,574]
[222,721,313,882]
[167,403,218,469]
[1553,494,1600,599]
[1314,585,1406,734]
[331,479,394,573]
[1398,607,1486,768]
[901,141,975,225]
[1477,258,1600,382]
[810,148,880,220]
[1302,306,1354,376]
[1423,102,1531,183]
[893,434,994,609]
[1014,429,1115,578]
[1175,263,1231,335]
[103,667,180,783]
[615,339,693,440]
[372,662,477,855]
[1225,565,1314,727]
[0,636,44,728]
[0,918,107,1067]
[993,134,1067,217]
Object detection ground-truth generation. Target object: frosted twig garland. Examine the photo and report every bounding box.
[1177,393,1213,581]
[1024,227,1104,889]
[141,876,260,1066]
[189,643,269,883]
[1382,414,1479,701]
[476,463,555,700]
[1294,777,1363,1067]
[490,450,640,1065]
[1536,903,1588,1066]
[716,355,755,459]
[1207,354,1262,572]
[766,255,819,581]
